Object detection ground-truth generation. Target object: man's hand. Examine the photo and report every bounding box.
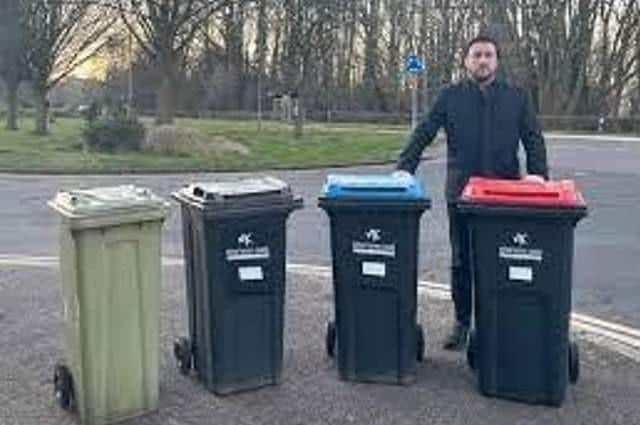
[523,174,546,183]
[391,170,412,179]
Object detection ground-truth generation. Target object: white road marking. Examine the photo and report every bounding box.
[547,133,640,143]
[2,255,639,362]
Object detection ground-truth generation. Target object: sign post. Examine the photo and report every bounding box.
[405,54,425,131]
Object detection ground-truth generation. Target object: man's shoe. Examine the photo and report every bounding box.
[443,322,469,351]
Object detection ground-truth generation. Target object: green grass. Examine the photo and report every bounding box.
[0,117,421,173]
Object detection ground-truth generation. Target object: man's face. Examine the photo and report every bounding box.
[464,42,498,83]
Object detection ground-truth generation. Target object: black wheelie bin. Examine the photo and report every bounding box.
[458,177,588,406]
[172,177,302,395]
[319,173,431,384]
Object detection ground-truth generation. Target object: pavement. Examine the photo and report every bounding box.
[1,261,640,425]
[0,132,639,424]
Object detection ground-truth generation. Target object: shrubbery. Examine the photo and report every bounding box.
[82,116,146,152]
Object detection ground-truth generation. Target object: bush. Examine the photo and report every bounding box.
[83,117,146,152]
[143,125,250,157]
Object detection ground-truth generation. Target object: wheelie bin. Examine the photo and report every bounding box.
[318,173,431,384]
[48,185,169,425]
[172,177,302,395]
[458,177,588,406]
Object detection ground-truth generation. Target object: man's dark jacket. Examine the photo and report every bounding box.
[396,78,548,201]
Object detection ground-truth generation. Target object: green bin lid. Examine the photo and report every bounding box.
[49,185,168,219]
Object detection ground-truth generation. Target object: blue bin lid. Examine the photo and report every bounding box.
[322,173,429,200]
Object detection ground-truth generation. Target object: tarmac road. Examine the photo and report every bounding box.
[0,134,638,327]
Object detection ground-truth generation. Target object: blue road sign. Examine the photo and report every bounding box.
[405,54,425,74]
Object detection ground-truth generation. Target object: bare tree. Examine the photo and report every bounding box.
[631,10,640,117]
[593,0,640,116]
[361,0,384,110]
[22,0,114,135]
[0,0,28,130]
[256,0,268,125]
[86,0,640,123]
[335,0,357,109]
[220,0,247,110]
[116,0,229,124]
[525,1,598,115]
[280,0,341,137]
[384,0,408,111]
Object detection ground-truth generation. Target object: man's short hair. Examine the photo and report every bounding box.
[465,35,500,58]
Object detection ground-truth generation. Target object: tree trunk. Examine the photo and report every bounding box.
[271,15,281,82]
[294,97,304,139]
[387,0,402,111]
[362,0,381,110]
[256,0,268,127]
[5,80,19,131]
[224,2,245,110]
[437,0,455,84]
[34,87,49,135]
[419,0,432,111]
[634,16,640,118]
[487,0,511,80]
[346,0,357,109]
[293,52,310,140]
[635,2,640,118]
[156,74,175,125]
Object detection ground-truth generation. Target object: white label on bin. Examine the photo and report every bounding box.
[499,247,543,262]
[509,266,533,282]
[352,242,396,258]
[362,261,386,277]
[226,246,270,261]
[63,297,79,323]
[238,266,264,281]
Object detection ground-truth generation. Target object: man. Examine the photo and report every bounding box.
[395,35,549,350]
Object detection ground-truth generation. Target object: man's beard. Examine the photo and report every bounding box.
[472,68,495,83]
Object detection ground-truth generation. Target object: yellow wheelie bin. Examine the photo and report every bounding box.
[49,185,169,425]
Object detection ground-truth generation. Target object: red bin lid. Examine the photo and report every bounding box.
[460,177,586,207]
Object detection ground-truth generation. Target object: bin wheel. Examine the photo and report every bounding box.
[53,363,74,411]
[466,330,477,371]
[416,324,425,362]
[326,321,336,358]
[174,337,192,375]
[569,341,580,384]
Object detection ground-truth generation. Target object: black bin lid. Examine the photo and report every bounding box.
[173,176,302,216]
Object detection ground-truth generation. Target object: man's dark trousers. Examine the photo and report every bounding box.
[447,202,471,327]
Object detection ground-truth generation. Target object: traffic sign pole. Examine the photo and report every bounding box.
[405,54,425,132]
[411,75,418,130]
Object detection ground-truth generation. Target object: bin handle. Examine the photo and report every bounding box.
[192,186,205,198]
[191,185,289,201]
[192,186,217,200]
[337,186,407,193]
[479,189,560,199]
